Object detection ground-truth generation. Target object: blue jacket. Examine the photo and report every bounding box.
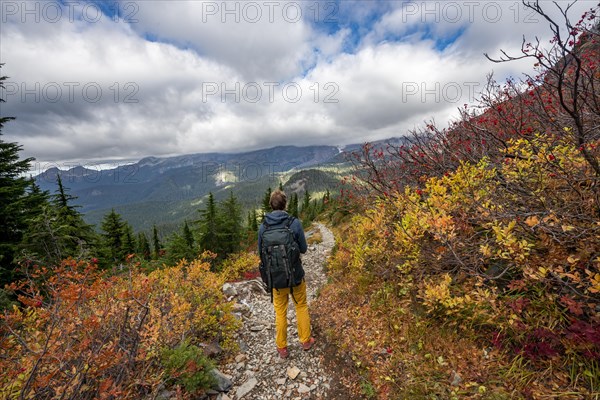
[258,210,308,255]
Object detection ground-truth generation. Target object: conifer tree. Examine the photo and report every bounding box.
[152,225,162,259]
[289,193,299,217]
[182,221,194,250]
[197,192,219,254]
[0,66,37,284]
[136,232,151,260]
[17,179,53,262]
[279,181,284,191]
[21,174,97,265]
[49,175,97,257]
[101,209,125,262]
[247,210,254,231]
[219,191,242,256]
[261,187,272,220]
[165,221,197,264]
[251,209,259,232]
[246,209,259,232]
[54,175,77,213]
[302,190,311,212]
[20,204,61,264]
[121,223,136,257]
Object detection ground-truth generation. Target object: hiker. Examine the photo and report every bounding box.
[258,190,316,359]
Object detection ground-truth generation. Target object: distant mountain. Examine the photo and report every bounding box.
[35,144,354,233]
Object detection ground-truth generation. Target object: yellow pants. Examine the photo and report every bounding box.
[273,279,311,349]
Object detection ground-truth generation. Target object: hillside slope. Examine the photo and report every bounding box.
[35,145,346,231]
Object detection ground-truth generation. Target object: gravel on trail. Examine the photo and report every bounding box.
[214,223,348,400]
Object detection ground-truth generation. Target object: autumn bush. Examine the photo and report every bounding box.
[318,5,600,398]
[220,251,260,281]
[319,135,600,398]
[0,252,240,399]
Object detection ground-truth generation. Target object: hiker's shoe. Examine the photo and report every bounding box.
[277,347,289,359]
[302,337,316,351]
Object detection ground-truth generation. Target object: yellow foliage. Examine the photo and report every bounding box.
[218,251,260,282]
[322,133,600,398]
[421,274,496,324]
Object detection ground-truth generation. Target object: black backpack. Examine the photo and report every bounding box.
[259,216,303,301]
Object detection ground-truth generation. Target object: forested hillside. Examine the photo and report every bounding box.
[34,145,348,232]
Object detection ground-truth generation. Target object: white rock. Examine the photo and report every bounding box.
[235,354,247,363]
[451,370,462,386]
[222,283,238,297]
[249,324,264,332]
[276,378,287,385]
[236,377,258,398]
[287,366,301,380]
[298,383,311,394]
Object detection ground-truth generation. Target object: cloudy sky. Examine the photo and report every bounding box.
[0,0,596,166]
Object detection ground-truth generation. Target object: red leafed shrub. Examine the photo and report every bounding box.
[0,253,239,399]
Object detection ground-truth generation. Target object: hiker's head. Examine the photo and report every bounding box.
[270,190,287,211]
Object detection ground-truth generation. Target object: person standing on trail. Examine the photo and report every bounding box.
[258,190,315,359]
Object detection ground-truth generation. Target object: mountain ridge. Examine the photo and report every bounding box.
[34,142,372,232]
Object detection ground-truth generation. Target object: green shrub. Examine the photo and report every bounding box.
[0,288,16,311]
[160,340,216,394]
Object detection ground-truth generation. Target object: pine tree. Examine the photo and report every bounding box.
[246,210,254,231]
[251,209,258,232]
[152,225,162,259]
[22,177,50,224]
[289,193,299,217]
[21,173,97,266]
[261,187,272,220]
[136,232,151,260]
[197,192,219,254]
[219,191,242,256]
[20,204,62,264]
[121,223,136,257]
[54,175,77,212]
[0,65,45,284]
[182,221,194,250]
[49,175,97,258]
[246,208,259,232]
[101,209,125,262]
[18,179,53,262]
[165,221,197,264]
[302,190,311,212]
[279,181,284,191]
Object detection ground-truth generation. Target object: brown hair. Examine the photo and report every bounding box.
[270,190,287,211]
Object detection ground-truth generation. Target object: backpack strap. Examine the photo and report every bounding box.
[285,216,299,303]
[285,216,295,229]
[259,222,273,302]
[290,285,297,304]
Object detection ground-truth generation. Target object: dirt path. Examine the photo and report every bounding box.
[217,223,346,400]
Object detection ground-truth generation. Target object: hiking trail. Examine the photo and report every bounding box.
[216,223,345,400]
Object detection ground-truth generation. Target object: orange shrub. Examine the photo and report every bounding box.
[0,252,239,399]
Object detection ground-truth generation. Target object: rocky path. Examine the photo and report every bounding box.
[217,223,337,400]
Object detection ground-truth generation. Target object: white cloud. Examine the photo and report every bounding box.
[1,0,596,165]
